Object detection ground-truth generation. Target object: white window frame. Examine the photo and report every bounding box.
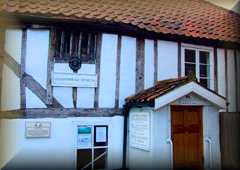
[181,43,214,90]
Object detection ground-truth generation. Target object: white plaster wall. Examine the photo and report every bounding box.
[157,40,178,81]
[77,64,96,108]
[0,116,124,170]
[152,105,172,169]
[1,64,20,111]
[203,106,221,169]
[144,39,154,89]
[25,29,49,89]
[217,48,226,97]
[53,63,96,108]
[25,87,47,108]
[53,63,73,108]
[227,49,237,112]
[119,36,136,107]
[99,34,118,108]
[4,29,22,64]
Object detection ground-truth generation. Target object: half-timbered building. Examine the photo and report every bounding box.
[0,0,239,169]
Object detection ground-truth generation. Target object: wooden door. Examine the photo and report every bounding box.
[171,106,203,169]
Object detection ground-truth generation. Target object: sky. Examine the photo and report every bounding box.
[206,0,240,13]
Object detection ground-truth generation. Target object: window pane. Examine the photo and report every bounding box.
[200,51,210,64]
[200,65,210,77]
[77,149,92,170]
[185,49,196,63]
[94,148,107,170]
[185,63,196,76]
[200,78,210,88]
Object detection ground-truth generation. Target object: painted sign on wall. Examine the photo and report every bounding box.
[25,121,51,138]
[52,72,97,88]
[129,111,151,151]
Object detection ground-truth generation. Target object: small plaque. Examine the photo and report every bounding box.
[25,121,51,138]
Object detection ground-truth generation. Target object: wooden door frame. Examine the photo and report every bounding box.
[170,105,204,169]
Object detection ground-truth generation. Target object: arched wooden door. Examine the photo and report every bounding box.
[171,106,203,169]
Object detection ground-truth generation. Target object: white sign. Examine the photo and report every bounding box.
[77,126,92,149]
[52,72,97,88]
[172,93,209,106]
[95,127,107,142]
[129,111,151,151]
[25,121,51,138]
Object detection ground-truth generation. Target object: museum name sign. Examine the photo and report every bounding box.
[52,72,97,88]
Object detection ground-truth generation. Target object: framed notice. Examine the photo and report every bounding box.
[94,125,108,146]
[77,126,92,149]
[129,111,151,151]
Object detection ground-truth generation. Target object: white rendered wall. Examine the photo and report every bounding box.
[53,63,96,108]
[99,34,118,108]
[1,64,20,111]
[0,116,124,170]
[226,49,237,112]
[77,64,96,108]
[203,106,221,169]
[25,87,46,108]
[217,48,226,97]
[25,29,49,89]
[152,106,172,169]
[157,40,178,81]
[119,36,136,107]
[53,63,73,108]
[144,39,154,89]
[4,29,22,64]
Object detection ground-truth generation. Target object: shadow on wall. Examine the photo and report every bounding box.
[2,149,75,170]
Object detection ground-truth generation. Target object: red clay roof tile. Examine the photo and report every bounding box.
[1,0,240,43]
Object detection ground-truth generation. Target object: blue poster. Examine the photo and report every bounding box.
[77,126,92,149]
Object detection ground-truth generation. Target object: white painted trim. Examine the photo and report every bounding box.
[154,82,226,109]
[181,45,214,90]
[181,43,214,51]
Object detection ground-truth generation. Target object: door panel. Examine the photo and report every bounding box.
[171,106,203,169]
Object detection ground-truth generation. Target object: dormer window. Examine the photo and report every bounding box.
[53,28,97,64]
[182,44,214,89]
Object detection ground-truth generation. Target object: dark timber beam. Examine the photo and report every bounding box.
[23,73,63,108]
[0,108,123,119]
[46,28,55,105]
[1,50,21,78]
[94,33,102,108]
[115,35,121,108]
[136,38,145,92]
[20,29,27,108]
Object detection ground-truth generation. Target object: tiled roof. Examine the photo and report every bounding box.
[126,76,193,103]
[1,0,240,43]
